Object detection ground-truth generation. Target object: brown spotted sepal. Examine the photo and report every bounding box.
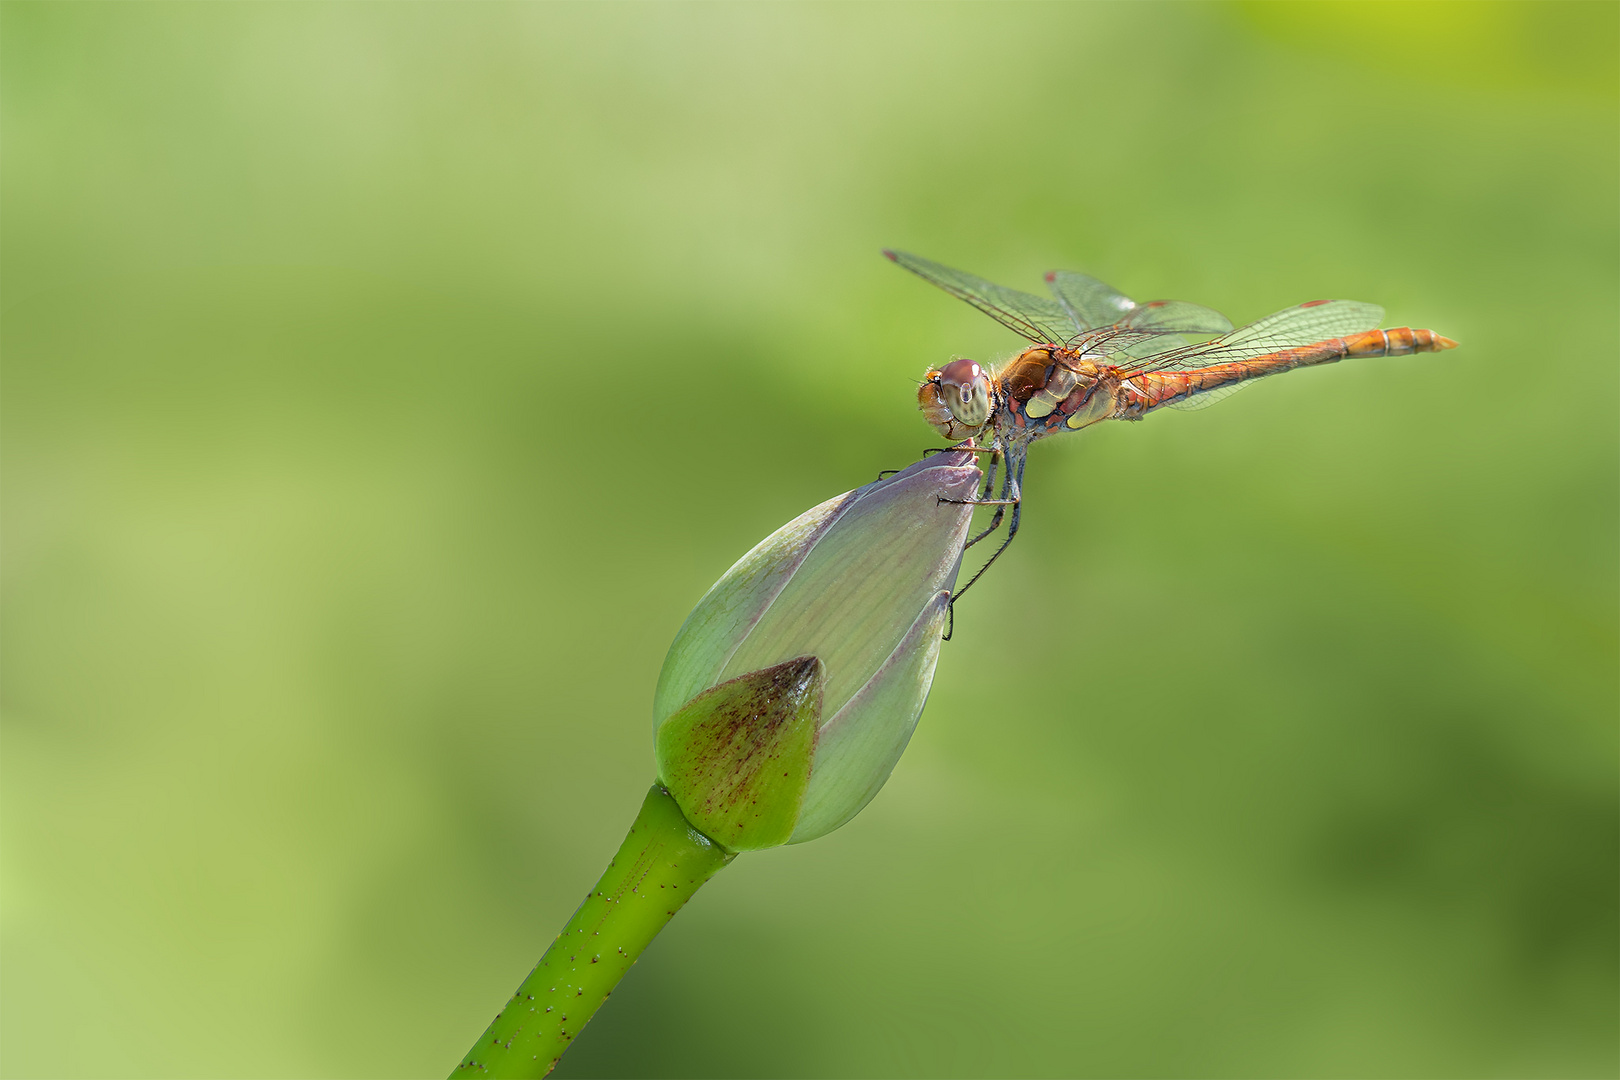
[655,657,822,852]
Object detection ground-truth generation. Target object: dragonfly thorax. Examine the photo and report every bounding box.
[1001,345,1106,420]
[918,357,993,441]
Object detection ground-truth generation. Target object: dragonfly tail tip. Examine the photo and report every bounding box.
[1435,334,1460,350]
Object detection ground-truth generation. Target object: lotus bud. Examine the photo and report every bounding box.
[653,451,981,849]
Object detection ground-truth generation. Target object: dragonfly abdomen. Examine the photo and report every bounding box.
[1344,326,1455,357]
[1114,327,1458,417]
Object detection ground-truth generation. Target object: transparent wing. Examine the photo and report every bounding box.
[884,249,1077,344]
[1114,298,1386,373]
[1045,271,1232,337]
[1043,270,1137,331]
[1094,329,1190,360]
[1118,298,1233,335]
[1167,382,1254,411]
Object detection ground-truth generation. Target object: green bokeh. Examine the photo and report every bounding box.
[3,3,1615,1077]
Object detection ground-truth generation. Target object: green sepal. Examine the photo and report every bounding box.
[655,656,822,851]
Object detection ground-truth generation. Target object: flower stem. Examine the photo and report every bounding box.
[450,783,735,1078]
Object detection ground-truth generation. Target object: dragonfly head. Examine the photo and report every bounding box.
[919,358,993,440]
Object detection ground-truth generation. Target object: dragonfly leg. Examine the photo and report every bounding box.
[978,448,999,501]
[964,508,1005,548]
[923,442,998,458]
[963,451,1004,549]
[964,449,1017,547]
[943,457,1025,640]
[883,441,996,481]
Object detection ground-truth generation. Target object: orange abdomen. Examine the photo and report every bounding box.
[1343,326,1456,357]
[1123,327,1458,413]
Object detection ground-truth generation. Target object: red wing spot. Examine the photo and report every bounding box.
[881,249,898,262]
[1044,271,1056,283]
[1145,300,1165,308]
[1301,299,1331,308]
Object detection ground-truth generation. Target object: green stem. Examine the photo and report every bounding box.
[451,783,734,1078]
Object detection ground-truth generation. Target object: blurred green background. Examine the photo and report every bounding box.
[3,2,1616,1077]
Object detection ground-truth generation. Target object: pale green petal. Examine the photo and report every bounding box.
[789,592,948,843]
[652,491,853,732]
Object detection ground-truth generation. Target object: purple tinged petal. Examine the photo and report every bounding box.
[653,491,853,731]
[790,591,950,843]
[714,457,977,723]
[653,450,980,845]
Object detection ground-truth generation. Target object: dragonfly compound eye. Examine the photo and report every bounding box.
[937,358,991,427]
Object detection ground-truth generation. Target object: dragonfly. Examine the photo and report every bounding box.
[885,249,1458,609]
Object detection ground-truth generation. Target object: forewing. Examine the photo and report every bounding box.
[1120,298,1385,373]
[885,249,1076,343]
[1119,299,1233,334]
[1091,328,1190,361]
[1046,271,1233,339]
[1043,270,1137,332]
